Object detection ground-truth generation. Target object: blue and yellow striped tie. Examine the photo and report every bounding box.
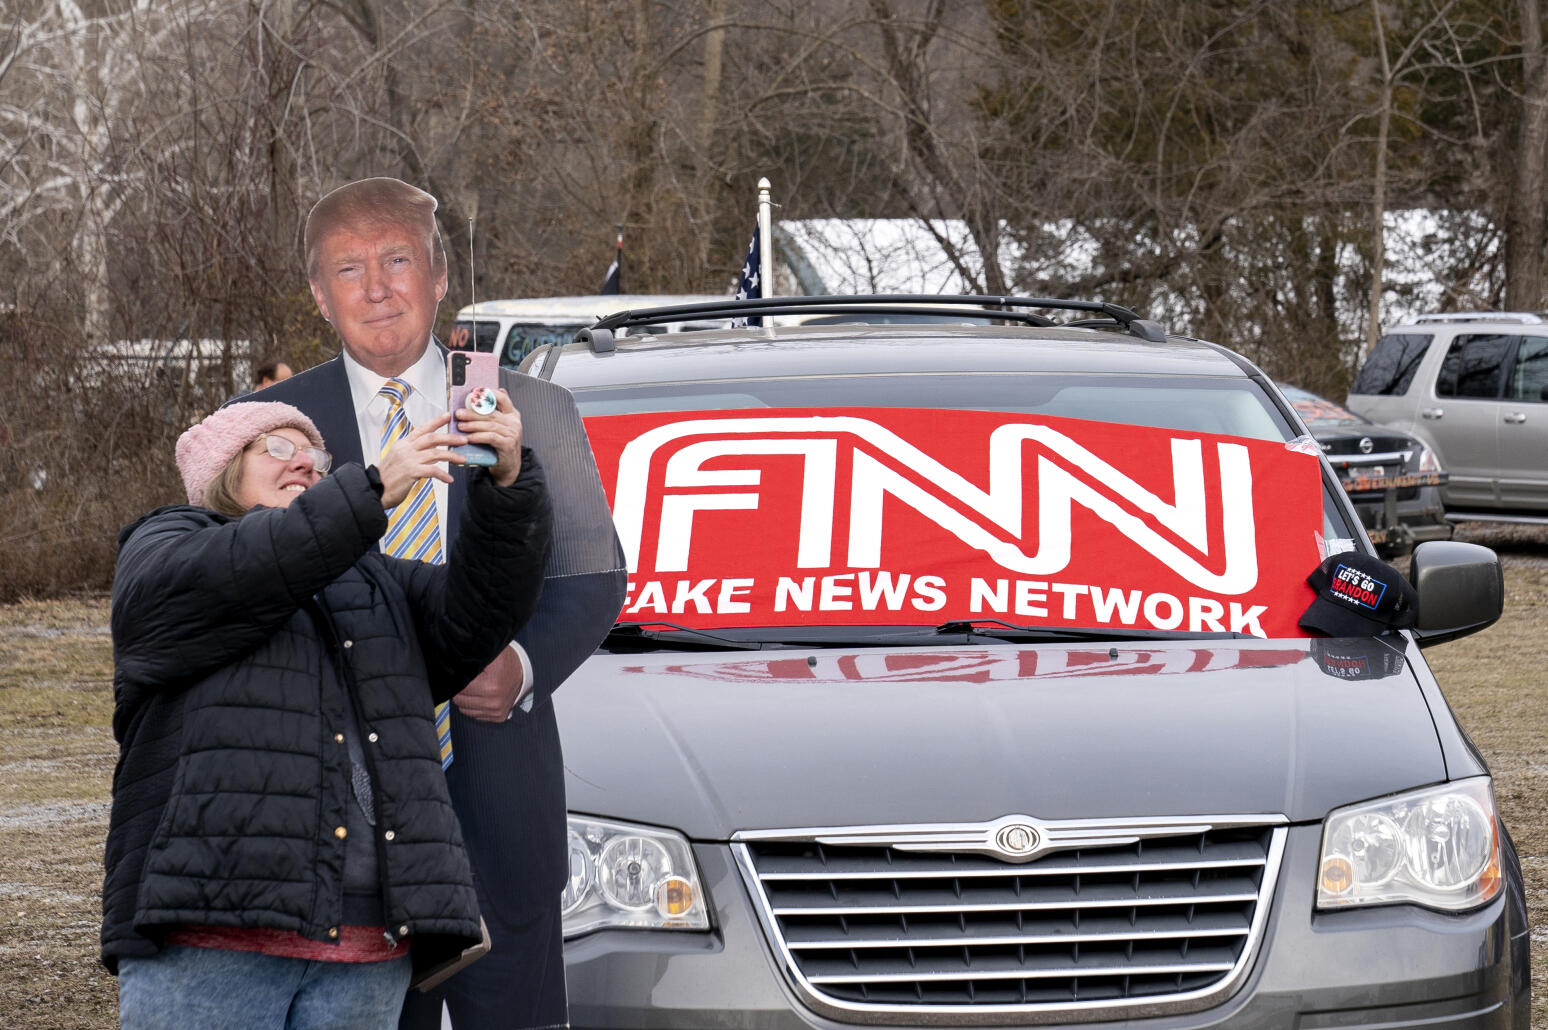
[378,378,453,769]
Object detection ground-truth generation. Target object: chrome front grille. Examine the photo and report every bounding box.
[733,817,1286,1024]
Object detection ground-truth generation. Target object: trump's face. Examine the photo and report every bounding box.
[309,221,447,377]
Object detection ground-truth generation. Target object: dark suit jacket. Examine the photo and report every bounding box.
[239,350,626,924]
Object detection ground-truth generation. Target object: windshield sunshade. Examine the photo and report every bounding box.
[584,406,1325,638]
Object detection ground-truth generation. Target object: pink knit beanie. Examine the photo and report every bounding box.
[175,402,325,505]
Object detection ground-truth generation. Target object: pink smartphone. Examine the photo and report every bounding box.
[446,350,500,466]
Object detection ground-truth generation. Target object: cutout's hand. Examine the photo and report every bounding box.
[453,645,524,721]
[455,388,524,487]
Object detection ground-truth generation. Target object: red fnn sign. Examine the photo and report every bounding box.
[584,407,1325,637]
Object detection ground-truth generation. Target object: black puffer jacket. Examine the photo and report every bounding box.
[101,459,552,976]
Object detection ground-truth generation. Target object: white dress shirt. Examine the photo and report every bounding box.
[342,344,452,538]
[341,343,534,711]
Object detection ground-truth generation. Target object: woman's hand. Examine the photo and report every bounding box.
[455,388,524,487]
[377,413,465,509]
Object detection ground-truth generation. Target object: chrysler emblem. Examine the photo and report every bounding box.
[1359,436,1374,454]
[790,815,1226,866]
[994,822,1040,857]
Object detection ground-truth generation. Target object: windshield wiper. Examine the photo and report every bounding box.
[706,622,1216,648]
[935,619,1246,642]
[603,621,770,652]
[601,618,1242,653]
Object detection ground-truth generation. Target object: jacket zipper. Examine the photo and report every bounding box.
[303,595,401,948]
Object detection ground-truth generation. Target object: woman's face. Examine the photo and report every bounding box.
[234,427,325,510]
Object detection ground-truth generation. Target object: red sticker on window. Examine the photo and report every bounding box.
[585,408,1324,637]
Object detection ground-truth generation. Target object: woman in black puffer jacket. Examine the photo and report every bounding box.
[102,395,551,1029]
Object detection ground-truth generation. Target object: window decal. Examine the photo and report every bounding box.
[585,407,1324,637]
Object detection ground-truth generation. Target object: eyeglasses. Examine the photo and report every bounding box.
[254,433,332,474]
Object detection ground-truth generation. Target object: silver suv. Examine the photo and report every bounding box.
[521,296,1527,1028]
[1347,313,1548,520]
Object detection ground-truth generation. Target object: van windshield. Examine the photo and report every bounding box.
[573,372,1292,441]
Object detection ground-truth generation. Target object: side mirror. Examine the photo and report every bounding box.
[1410,540,1503,647]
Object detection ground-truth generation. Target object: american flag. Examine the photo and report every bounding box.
[731,225,761,327]
[600,233,622,294]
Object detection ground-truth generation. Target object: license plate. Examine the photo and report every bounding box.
[1340,471,1447,493]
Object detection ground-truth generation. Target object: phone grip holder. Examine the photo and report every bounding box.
[468,388,498,415]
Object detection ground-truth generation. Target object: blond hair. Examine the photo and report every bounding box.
[202,451,252,518]
[304,177,446,281]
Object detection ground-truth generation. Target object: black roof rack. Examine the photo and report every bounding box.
[586,294,1169,344]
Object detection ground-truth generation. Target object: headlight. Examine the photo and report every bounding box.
[1417,444,1443,474]
[561,815,711,938]
[1317,777,1501,912]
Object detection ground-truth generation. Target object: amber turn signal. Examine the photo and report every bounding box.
[655,875,696,918]
[1320,855,1354,895]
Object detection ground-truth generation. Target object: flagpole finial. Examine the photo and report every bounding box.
[757,178,774,302]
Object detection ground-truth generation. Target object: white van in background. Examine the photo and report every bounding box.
[453,295,732,368]
[82,337,254,390]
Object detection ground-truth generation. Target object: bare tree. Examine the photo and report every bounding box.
[865,0,1009,294]
[5,0,1548,600]
[1366,0,1468,351]
[1506,0,1548,310]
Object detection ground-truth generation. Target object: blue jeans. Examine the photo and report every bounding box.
[119,944,411,1030]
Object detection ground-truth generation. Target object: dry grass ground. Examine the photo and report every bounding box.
[0,595,116,1028]
[0,526,1544,1027]
[1422,523,1548,1028]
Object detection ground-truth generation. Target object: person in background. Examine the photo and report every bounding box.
[101,397,552,1029]
[246,177,626,1030]
[256,360,295,388]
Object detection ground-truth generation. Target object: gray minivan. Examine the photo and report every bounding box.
[525,296,1528,1028]
[1348,313,1548,520]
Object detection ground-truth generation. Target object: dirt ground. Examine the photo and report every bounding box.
[1,525,1545,1028]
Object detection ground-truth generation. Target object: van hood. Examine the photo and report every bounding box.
[555,638,1441,838]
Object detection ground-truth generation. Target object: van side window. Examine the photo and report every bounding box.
[1511,337,1548,403]
[471,320,501,352]
[1351,333,1430,395]
[504,324,579,366]
[1437,334,1511,399]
